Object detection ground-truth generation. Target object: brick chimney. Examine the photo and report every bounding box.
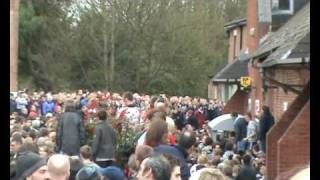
[247,0,272,116]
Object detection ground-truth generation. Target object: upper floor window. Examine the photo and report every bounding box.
[272,0,294,14]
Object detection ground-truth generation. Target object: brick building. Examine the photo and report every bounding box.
[245,0,310,179]
[208,18,250,114]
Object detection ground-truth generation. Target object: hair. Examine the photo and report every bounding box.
[80,145,92,160]
[230,112,238,118]
[225,142,234,151]
[39,127,49,137]
[210,158,221,167]
[145,118,168,147]
[204,137,213,146]
[11,134,23,145]
[97,110,107,121]
[128,154,139,172]
[243,154,252,165]
[149,110,166,121]
[223,165,233,177]
[197,154,208,165]
[198,168,227,180]
[177,130,196,150]
[18,142,39,154]
[162,153,181,176]
[214,149,224,157]
[123,91,133,101]
[69,157,84,180]
[245,112,252,119]
[162,153,181,168]
[28,129,38,140]
[142,155,171,180]
[65,101,76,112]
[135,145,154,164]
[262,105,271,115]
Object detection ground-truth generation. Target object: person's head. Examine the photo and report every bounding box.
[14,151,49,180]
[177,130,196,153]
[69,156,84,180]
[80,145,92,160]
[232,165,240,177]
[11,135,23,153]
[214,149,223,159]
[64,101,76,112]
[262,105,271,116]
[155,102,167,115]
[223,165,233,177]
[242,154,252,166]
[135,145,154,166]
[100,166,125,180]
[136,155,171,180]
[204,137,213,146]
[128,154,139,172]
[123,92,134,105]
[225,142,234,151]
[19,142,39,154]
[47,154,70,180]
[162,154,182,180]
[244,112,252,122]
[198,168,227,180]
[197,154,208,165]
[230,112,238,118]
[145,118,169,147]
[76,165,102,180]
[97,110,107,121]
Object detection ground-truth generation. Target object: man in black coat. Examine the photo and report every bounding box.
[56,102,86,156]
[233,112,248,152]
[92,110,118,168]
[258,106,275,153]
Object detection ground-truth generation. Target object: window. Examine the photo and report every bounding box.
[272,0,294,14]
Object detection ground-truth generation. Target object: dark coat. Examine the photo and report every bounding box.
[187,115,200,130]
[172,111,185,130]
[236,165,257,180]
[92,121,117,160]
[234,117,248,142]
[154,144,190,180]
[258,113,275,141]
[56,112,86,156]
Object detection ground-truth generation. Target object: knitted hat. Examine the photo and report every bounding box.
[14,151,46,180]
[76,165,101,180]
[100,166,125,180]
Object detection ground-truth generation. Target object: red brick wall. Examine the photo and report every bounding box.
[277,101,310,180]
[249,61,264,117]
[223,89,249,115]
[228,26,247,64]
[266,83,309,180]
[266,67,310,120]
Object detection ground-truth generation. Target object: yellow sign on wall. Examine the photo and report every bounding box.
[240,76,252,88]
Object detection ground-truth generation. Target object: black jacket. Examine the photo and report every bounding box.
[258,113,275,141]
[92,121,117,160]
[234,117,248,142]
[56,112,86,155]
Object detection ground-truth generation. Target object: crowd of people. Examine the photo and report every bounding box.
[10,89,275,180]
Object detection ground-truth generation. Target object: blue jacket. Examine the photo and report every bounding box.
[154,144,190,180]
[42,101,56,115]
